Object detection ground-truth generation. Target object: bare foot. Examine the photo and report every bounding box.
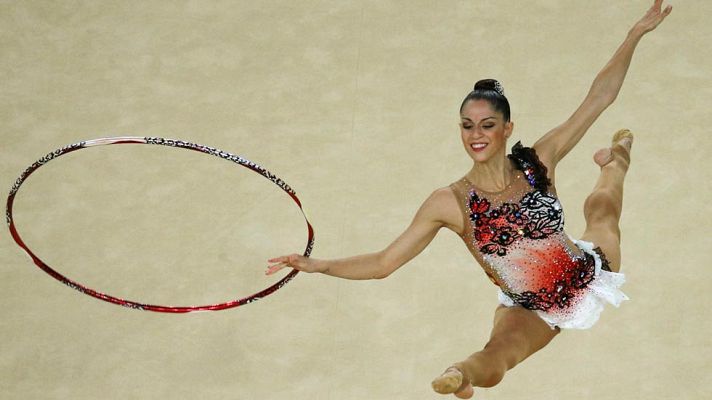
[432,367,474,399]
[594,129,634,167]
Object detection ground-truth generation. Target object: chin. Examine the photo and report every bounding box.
[472,143,506,162]
[468,152,491,163]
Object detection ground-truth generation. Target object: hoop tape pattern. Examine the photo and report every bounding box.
[6,136,314,313]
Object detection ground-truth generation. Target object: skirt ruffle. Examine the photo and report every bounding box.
[498,236,629,330]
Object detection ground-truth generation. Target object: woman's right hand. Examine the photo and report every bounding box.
[266,254,323,276]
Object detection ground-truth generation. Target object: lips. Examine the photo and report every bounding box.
[471,143,488,152]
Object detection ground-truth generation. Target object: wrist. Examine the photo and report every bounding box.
[628,26,646,39]
[313,258,329,274]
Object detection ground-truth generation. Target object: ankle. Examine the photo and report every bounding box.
[611,145,631,167]
[454,358,506,388]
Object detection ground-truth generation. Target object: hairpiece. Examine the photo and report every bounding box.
[493,81,505,96]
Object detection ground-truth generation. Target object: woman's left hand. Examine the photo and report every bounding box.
[633,0,673,35]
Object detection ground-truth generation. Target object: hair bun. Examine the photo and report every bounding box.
[474,79,505,97]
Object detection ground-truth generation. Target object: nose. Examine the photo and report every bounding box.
[468,128,485,139]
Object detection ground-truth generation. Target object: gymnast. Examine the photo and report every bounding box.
[266,1,672,397]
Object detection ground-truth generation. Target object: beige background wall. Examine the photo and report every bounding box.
[1,1,710,399]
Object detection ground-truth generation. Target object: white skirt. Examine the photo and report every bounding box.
[498,237,629,330]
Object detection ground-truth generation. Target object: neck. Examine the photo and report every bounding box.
[467,155,514,191]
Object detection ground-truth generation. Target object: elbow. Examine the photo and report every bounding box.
[588,89,616,109]
[590,81,618,107]
[601,93,617,107]
[372,271,391,280]
[373,251,395,279]
[372,265,393,280]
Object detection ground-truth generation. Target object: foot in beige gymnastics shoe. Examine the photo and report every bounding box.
[431,367,474,399]
[594,129,634,167]
[612,128,634,152]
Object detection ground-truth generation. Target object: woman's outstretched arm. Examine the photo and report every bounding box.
[533,0,672,169]
[266,187,459,280]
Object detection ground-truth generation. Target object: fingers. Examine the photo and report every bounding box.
[648,0,670,14]
[266,255,288,275]
[267,255,289,264]
[653,0,672,17]
[265,263,286,275]
[267,254,320,275]
[655,4,672,26]
[637,1,672,34]
[663,4,672,17]
[654,1,672,17]
[266,254,302,275]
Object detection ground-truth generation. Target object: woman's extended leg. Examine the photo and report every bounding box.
[581,129,634,272]
[431,305,559,399]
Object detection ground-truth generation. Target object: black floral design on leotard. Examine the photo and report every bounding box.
[468,190,563,256]
[467,142,563,256]
[469,194,521,256]
[520,191,564,239]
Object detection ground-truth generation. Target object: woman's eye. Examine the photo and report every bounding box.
[463,125,473,129]
[484,125,494,129]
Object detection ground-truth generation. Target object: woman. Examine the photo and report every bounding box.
[266,1,672,398]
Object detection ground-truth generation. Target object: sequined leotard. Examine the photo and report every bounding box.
[449,141,627,329]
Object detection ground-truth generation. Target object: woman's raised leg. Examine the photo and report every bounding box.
[581,129,634,272]
[431,305,559,398]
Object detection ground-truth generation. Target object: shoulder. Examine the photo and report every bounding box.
[427,186,459,205]
[420,186,464,234]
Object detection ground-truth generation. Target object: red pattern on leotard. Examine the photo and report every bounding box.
[450,142,608,316]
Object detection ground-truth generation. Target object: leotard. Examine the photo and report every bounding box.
[449,141,628,329]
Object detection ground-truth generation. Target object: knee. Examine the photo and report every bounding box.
[484,322,561,367]
[584,189,621,221]
[584,188,616,207]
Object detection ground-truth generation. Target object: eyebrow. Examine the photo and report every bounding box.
[460,116,496,123]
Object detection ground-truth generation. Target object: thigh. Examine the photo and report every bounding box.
[580,227,621,272]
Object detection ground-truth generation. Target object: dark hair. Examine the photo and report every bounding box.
[459,79,511,122]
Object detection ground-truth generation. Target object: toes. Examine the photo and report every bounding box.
[616,137,633,152]
[431,368,463,394]
[612,128,633,143]
[612,129,634,152]
[432,367,475,398]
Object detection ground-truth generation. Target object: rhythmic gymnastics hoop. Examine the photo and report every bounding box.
[6,136,314,313]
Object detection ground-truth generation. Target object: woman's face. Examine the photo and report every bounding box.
[460,99,513,163]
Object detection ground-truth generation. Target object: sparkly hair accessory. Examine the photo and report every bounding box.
[472,80,505,97]
[493,81,505,97]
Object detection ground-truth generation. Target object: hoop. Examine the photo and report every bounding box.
[6,136,314,313]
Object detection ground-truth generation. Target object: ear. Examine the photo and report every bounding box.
[504,121,514,138]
